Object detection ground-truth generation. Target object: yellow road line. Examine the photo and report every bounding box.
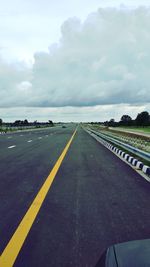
[0,128,77,267]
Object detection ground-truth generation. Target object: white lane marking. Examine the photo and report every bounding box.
[20,135,23,136]
[7,136,12,139]
[45,135,48,137]
[8,145,16,149]
[27,140,32,143]
[38,137,42,139]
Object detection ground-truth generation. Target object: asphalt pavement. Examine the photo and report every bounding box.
[0,125,150,267]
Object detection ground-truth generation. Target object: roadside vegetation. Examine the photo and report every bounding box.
[116,126,150,133]
[89,125,150,153]
[89,111,150,130]
[86,110,150,156]
[0,119,54,133]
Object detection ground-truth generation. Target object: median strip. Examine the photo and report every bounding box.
[0,128,77,267]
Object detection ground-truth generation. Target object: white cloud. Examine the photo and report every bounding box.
[0,6,150,121]
[31,7,150,107]
[1,104,149,122]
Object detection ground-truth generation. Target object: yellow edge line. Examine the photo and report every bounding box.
[0,128,77,267]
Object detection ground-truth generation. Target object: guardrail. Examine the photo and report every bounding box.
[88,129,150,162]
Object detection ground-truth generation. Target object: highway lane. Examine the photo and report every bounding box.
[0,125,76,254]
[0,125,150,266]
[0,126,61,151]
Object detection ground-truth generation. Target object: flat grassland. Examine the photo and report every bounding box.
[116,126,150,134]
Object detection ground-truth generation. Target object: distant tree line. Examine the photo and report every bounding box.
[0,119,54,127]
[90,111,150,127]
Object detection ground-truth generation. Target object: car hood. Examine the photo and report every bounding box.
[106,239,150,267]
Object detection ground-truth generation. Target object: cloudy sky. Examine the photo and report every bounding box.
[0,0,150,122]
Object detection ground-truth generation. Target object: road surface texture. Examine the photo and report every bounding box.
[0,125,150,267]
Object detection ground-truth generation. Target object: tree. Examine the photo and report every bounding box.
[23,119,29,125]
[120,115,132,126]
[48,120,54,126]
[109,119,116,127]
[14,120,22,126]
[0,118,2,126]
[135,111,150,126]
[104,121,109,127]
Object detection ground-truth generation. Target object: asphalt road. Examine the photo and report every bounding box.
[0,125,150,267]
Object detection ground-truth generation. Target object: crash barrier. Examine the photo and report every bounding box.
[86,129,150,177]
[89,129,150,161]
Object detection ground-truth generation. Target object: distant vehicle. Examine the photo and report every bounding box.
[95,239,150,266]
[62,125,66,128]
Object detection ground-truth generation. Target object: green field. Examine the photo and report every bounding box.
[116,126,150,134]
